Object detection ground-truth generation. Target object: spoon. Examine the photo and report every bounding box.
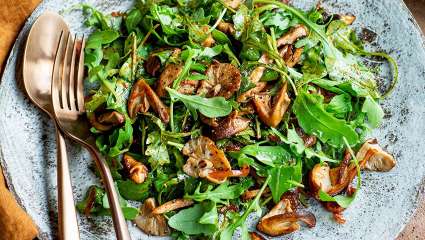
[22,12,80,240]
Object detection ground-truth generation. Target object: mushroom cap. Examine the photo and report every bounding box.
[122,154,148,184]
[134,198,170,236]
[128,78,170,123]
[257,195,316,236]
[211,111,251,140]
[156,64,182,97]
[276,25,309,47]
[182,136,232,183]
[253,82,291,128]
[197,62,241,99]
[357,139,396,172]
[152,199,194,215]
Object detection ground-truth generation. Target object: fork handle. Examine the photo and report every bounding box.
[55,127,80,240]
[89,148,131,240]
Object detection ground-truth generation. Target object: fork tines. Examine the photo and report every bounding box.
[52,31,85,114]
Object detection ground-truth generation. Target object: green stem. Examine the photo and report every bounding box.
[170,101,175,132]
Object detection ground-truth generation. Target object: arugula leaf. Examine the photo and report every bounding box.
[167,88,232,119]
[270,128,338,163]
[268,160,302,203]
[85,30,120,49]
[117,178,151,201]
[293,91,359,147]
[236,144,291,167]
[361,96,384,128]
[185,180,253,204]
[150,5,185,36]
[326,94,352,118]
[125,8,143,32]
[76,185,139,220]
[80,4,110,30]
[168,203,217,235]
[145,131,170,168]
[220,176,271,240]
[96,118,133,157]
[199,201,219,225]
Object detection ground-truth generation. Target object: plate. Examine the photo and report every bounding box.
[1,0,425,239]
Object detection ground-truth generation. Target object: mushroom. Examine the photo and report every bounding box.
[88,111,125,132]
[279,45,304,67]
[295,128,317,148]
[276,25,309,47]
[128,78,170,123]
[237,54,271,103]
[156,64,200,97]
[356,139,396,172]
[197,62,241,99]
[201,25,215,47]
[336,14,356,25]
[257,195,316,236]
[134,198,170,236]
[144,54,161,77]
[122,154,148,184]
[241,188,271,201]
[210,111,251,140]
[223,0,242,9]
[156,64,182,97]
[182,136,246,183]
[322,201,346,224]
[250,232,266,240]
[152,199,194,215]
[309,159,355,197]
[217,21,235,35]
[253,82,291,128]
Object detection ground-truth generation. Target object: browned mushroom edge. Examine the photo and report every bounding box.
[182,136,249,184]
[256,193,316,236]
[134,198,171,236]
[152,199,194,215]
[122,154,149,184]
[253,82,291,128]
[210,111,251,140]
[128,78,170,123]
[88,111,125,132]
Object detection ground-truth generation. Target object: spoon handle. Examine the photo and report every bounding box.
[88,146,131,240]
[56,127,80,240]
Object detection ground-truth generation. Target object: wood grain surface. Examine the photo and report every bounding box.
[0,0,424,239]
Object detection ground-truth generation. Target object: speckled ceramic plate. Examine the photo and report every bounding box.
[1,0,425,239]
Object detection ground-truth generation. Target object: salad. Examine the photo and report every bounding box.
[77,0,398,239]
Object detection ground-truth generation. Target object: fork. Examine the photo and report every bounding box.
[51,31,131,240]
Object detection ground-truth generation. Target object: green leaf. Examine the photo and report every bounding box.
[199,201,218,225]
[145,131,170,168]
[117,178,151,201]
[150,4,185,36]
[268,161,302,203]
[85,30,120,49]
[238,144,291,167]
[185,180,253,204]
[270,128,338,163]
[167,88,232,119]
[220,176,271,240]
[168,203,217,235]
[326,94,352,118]
[293,91,359,147]
[318,190,355,208]
[361,96,384,128]
[126,8,143,32]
